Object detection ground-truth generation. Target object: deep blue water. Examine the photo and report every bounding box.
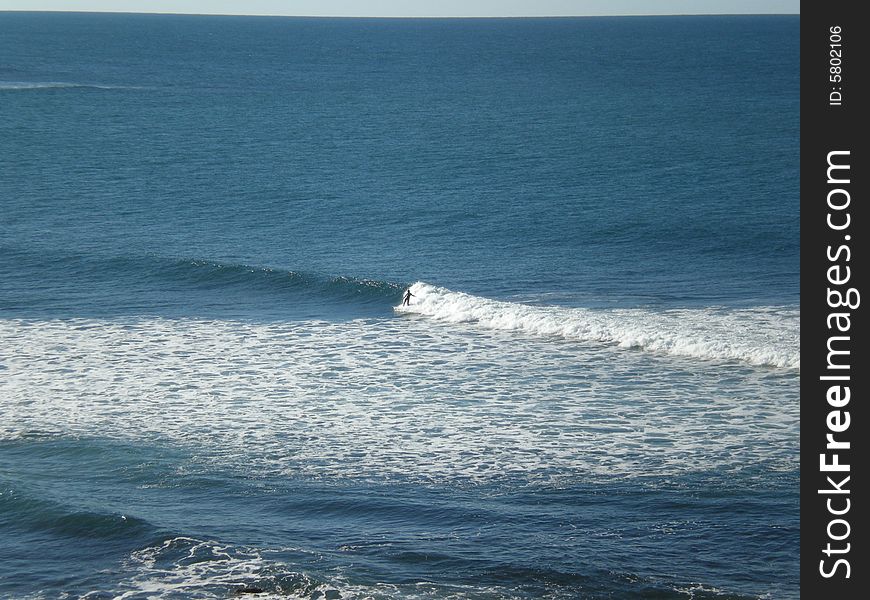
[1,13,799,600]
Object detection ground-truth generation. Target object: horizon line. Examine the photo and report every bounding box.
[0,9,800,18]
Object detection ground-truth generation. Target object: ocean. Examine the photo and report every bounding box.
[0,12,799,599]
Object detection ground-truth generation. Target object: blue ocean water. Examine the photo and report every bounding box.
[1,12,799,600]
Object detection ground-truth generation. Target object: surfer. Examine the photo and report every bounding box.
[402,288,414,306]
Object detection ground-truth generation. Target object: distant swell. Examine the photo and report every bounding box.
[0,81,135,91]
[141,257,405,302]
[2,247,405,307]
[397,282,800,369]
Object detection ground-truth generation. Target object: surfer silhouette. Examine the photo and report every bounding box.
[402,289,414,306]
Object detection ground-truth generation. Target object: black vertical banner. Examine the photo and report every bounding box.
[801,3,867,598]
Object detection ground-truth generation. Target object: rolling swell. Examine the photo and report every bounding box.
[397,282,800,369]
[0,486,153,542]
[147,257,404,303]
[1,247,405,317]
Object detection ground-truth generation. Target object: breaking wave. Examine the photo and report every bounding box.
[396,282,799,369]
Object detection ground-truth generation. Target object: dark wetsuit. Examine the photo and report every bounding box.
[402,290,414,306]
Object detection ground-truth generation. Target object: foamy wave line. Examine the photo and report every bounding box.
[396,282,800,369]
[104,537,325,599]
[0,81,136,91]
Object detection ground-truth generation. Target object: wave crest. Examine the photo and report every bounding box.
[396,282,799,369]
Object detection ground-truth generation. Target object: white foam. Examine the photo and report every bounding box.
[396,282,800,369]
[91,537,321,599]
[95,536,547,599]
[0,81,136,91]
[0,316,799,484]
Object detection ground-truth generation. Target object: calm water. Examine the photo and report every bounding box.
[0,13,799,599]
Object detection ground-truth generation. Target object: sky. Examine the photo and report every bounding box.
[0,1,800,17]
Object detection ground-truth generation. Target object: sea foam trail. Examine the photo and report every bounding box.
[0,81,138,91]
[396,282,799,369]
